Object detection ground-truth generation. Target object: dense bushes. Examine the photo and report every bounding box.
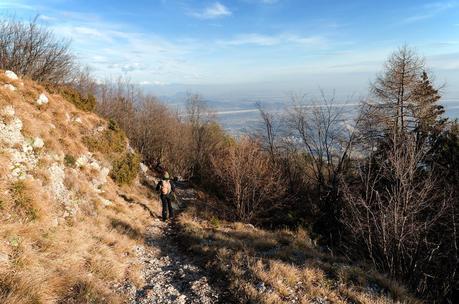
[83,120,126,155]
[251,47,458,302]
[46,84,96,111]
[83,119,139,185]
[210,137,285,222]
[110,152,141,185]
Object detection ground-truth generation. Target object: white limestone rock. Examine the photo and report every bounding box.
[90,161,101,171]
[36,93,48,105]
[5,70,18,80]
[127,143,135,153]
[48,163,69,203]
[0,116,24,147]
[101,198,113,206]
[95,125,105,133]
[32,137,44,149]
[3,84,16,91]
[140,162,149,174]
[1,105,15,117]
[76,154,90,167]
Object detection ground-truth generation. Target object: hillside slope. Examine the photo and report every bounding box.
[0,70,161,303]
[0,70,421,304]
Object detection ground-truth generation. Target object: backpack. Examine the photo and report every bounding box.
[161,180,172,195]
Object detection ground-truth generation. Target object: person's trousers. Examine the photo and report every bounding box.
[160,194,174,221]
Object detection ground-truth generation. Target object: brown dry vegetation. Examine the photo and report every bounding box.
[1,16,455,303]
[0,71,160,303]
[177,196,420,304]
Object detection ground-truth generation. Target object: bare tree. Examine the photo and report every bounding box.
[284,92,361,240]
[211,137,285,223]
[341,130,452,293]
[342,46,456,302]
[256,102,279,162]
[186,93,223,181]
[0,18,75,83]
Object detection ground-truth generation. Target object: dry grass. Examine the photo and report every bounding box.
[0,183,157,303]
[0,70,161,303]
[177,200,422,304]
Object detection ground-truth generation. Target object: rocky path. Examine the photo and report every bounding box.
[128,184,231,304]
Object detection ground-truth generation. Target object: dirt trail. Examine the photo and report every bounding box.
[128,183,232,304]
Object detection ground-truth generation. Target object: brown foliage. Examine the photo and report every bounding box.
[211,137,285,223]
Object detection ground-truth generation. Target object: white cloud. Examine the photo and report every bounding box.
[38,15,56,21]
[403,1,458,23]
[190,2,232,19]
[220,33,279,46]
[218,33,326,47]
[139,80,168,85]
[42,15,202,83]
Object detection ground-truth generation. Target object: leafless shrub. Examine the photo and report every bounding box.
[185,93,226,181]
[279,93,361,240]
[95,79,195,177]
[210,137,285,223]
[341,46,456,302]
[0,17,75,83]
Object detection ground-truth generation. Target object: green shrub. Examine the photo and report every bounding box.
[210,216,221,228]
[64,154,76,167]
[83,124,126,155]
[45,84,96,111]
[110,153,140,185]
[108,119,120,131]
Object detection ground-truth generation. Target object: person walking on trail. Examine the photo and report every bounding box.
[156,172,175,222]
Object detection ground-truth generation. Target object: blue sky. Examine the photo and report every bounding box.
[1,0,459,102]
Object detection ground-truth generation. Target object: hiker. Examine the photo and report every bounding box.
[156,171,175,221]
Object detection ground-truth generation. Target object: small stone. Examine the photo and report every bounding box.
[1,105,15,117]
[3,84,16,91]
[32,137,44,149]
[5,70,18,80]
[74,117,82,123]
[90,161,101,171]
[36,93,48,105]
[101,199,112,206]
[140,162,149,174]
[256,282,266,292]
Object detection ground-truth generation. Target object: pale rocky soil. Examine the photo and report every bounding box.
[116,179,233,304]
[131,220,220,304]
